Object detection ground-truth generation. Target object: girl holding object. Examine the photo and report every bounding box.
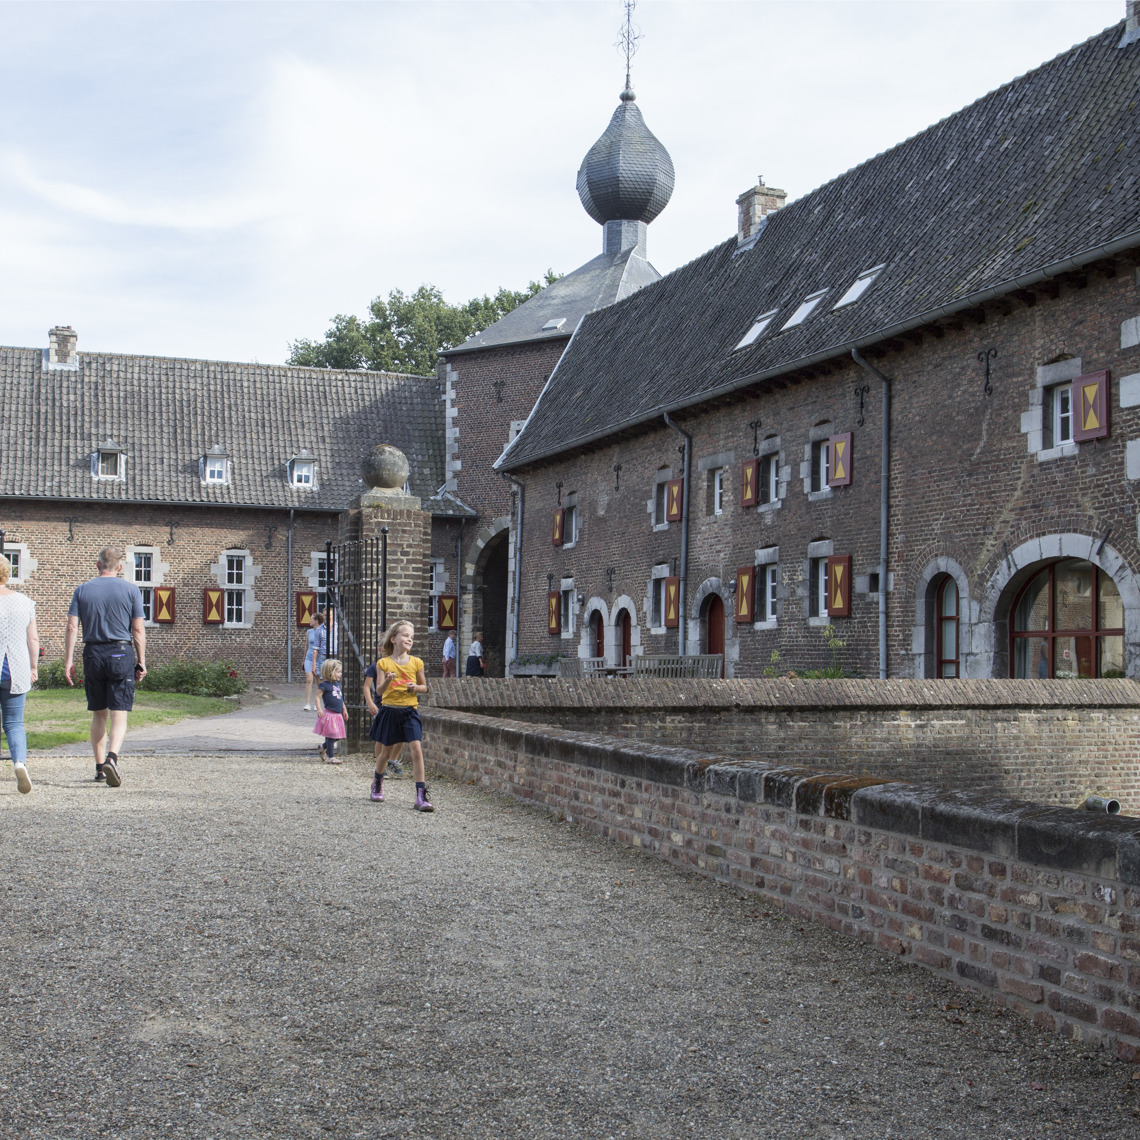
[303,612,327,711]
[366,620,432,811]
[314,658,346,763]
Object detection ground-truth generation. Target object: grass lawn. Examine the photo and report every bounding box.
[17,689,235,750]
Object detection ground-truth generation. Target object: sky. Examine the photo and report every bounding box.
[0,0,1127,364]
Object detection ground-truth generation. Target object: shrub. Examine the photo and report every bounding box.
[138,660,248,697]
[36,658,80,688]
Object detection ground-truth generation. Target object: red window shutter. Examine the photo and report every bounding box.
[296,591,318,627]
[153,586,176,624]
[666,478,684,522]
[548,591,561,635]
[736,566,755,624]
[664,576,680,628]
[1072,371,1109,442]
[552,508,565,547]
[740,458,759,508]
[437,595,457,630]
[828,433,853,487]
[203,587,225,624]
[827,555,852,618]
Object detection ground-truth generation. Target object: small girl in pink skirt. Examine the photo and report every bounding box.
[314,658,347,763]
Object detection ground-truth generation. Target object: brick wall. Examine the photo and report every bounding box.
[420,704,1140,1062]
[0,499,340,681]
[425,677,1140,813]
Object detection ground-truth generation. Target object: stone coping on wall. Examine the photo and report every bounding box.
[425,676,1140,712]
[420,707,1140,880]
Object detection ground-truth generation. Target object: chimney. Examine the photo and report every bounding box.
[736,177,786,245]
[48,326,78,367]
[1130,1,1140,32]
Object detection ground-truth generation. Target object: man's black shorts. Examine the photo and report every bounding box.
[83,643,136,712]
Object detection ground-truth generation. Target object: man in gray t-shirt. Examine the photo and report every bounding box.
[64,545,148,788]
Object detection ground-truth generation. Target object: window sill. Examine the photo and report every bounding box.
[752,619,778,631]
[807,490,833,503]
[756,499,782,515]
[807,615,831,627]
[652,523,670,533]
[1036,442,1079,463]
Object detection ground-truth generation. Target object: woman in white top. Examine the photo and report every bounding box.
[464,631,486,677]
[0,554,39,793]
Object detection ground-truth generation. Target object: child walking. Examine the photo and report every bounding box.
[314,658,346,763]
[365,620,432,811]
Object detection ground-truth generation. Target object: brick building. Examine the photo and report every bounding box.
[497,18,1140,681]
[0,332,465,680]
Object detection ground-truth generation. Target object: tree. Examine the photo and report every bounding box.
[287,270,561,376]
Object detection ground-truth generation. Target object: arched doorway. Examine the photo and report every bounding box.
[473,532,509,677]
[1009,558,1125,678]
[618,609,632,668]
[703,594,725,676]
[589,610,605,659]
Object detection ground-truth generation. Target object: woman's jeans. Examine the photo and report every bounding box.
[0,680,27,766]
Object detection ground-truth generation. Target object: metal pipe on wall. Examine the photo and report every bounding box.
[663,413,692,656]
[851,349,892,680]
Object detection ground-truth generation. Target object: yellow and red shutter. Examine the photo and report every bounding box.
[664,576,680,628]
[1072,371,1109,442]
[666,478,684,522]
[296,591,318,627]
[437,595,457,630]
[740,458,759,507]
[827,555,852,618]
[828,433,853,487]
[548,591,561,635]
[552,508,565,547]
[153,587,176,624]
[203,587,225,624]
[736,566,755,624]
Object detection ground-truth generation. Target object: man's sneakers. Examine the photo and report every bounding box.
[94,764,106,783]
[14,764,31,795]
[414,783,434,813]
[370,773,385,802]
[102,753,122,788]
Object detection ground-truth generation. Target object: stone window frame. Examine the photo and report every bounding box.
[803,539,834,626]
[757,435,787,515]
[801,423,834,502]
[562,492,579,549]
[559,576,576,642]
[646,563,671,634]
[1021,358,1082,463]
[753,546,779,630]
[1,542,35,584]
[210,548,262,630]
[698,451,734,518]
[648,467,674,531]
[124,545,170,627]
[304,551,336,615]
[427,557,447,631]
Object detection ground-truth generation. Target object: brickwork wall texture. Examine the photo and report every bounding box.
[510,269,1140,679]
[0,499,339,681]
[420,704,1140,1062]
[425,677,1140,813]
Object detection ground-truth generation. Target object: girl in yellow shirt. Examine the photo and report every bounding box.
[365,620,432,811]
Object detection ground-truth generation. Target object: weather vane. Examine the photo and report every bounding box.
[616,0,642,95]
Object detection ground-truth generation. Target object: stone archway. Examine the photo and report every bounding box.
[611,594,640,668]
[689,577,737,677]
[911,557,975,678]
[463,517,510,678]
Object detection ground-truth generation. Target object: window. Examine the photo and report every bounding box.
[1044,383,1073,449]
[833,265,885,309]
[757,564,778,622]
[809,557,829,618]
[709,468,725,515]
[133,552,153,623]
[563,499,578,546]
[759,454,778,505]
[733,310,779,351]
[560,588,573,634]
[293,460,315,487]
[205,455,228,483]
[5,549,19,580]
[654,481,668,527]
[811,440,830,492]
[1011,559,1124,678]
[782,290,828,331]
[226,554,246,625]
[97,451,120,479]
[428,558,445,631]
[651,577,666,627]
[935,576,959,678]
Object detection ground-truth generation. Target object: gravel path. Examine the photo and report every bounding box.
[2,750,1138,1139]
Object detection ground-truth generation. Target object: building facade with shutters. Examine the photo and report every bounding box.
[497,19,1140,681]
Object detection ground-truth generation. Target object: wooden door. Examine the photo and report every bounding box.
[706,594,725,677]
[619,611,632,667]
[592,612,605,659]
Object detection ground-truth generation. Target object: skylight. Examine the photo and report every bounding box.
[542,318,567,332]
[733,310,779,351]
[781,290,829,330]
[833,265,885,309]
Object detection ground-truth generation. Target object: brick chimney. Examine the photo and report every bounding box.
[736,177,787,245]
[48,326,78,367]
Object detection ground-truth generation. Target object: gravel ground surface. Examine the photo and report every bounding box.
[2,749,1139,1140]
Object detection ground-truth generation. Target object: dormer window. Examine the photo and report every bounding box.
[93,438,124,481]
[202,444,230,485]
[733,310,779,351]
[290,449,318,489]
[781,290,828,331]
[833,265,885,309]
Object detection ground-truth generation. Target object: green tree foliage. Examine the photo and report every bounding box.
[287,271,561,376]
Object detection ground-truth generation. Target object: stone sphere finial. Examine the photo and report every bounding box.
[362,444,410,491]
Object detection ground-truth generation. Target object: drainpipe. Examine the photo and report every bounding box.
[663,413,692,656]
[286,509,294,683]
[851,349,891,680]
[502,473,525,667]
[455,516,466,678]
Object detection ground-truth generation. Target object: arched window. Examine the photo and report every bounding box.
[1010,559,1125,678]
[935,576,959,678]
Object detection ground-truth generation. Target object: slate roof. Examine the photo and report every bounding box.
[500,22,1140,471]
[442,246,660,357]
[0,346,455,514]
